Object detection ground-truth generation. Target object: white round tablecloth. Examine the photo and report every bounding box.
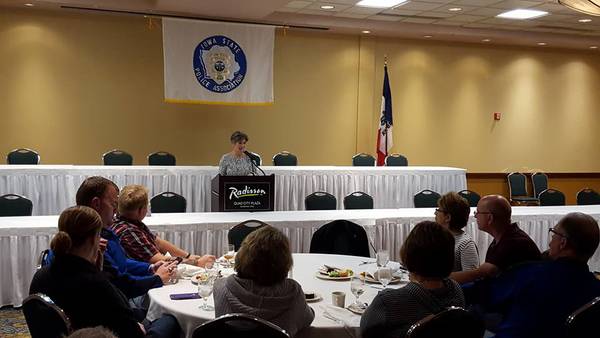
[147,253,405,338]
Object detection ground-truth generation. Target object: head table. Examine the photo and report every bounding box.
[147,253,405,338]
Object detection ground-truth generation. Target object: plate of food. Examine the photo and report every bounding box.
[304,291,323,303]
[316,266,354,280]
[359,271,404,284]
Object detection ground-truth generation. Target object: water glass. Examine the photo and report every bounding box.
[350,276,366,309]
[378,267,392,289]
[376,250,390,267]
[197,278,214,311]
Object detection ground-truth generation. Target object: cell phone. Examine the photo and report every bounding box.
[169,293,200,300]
[174,257,183,264]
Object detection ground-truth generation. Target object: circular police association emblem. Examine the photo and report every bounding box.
[193,35,247,93]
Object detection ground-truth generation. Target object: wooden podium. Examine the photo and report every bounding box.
[211,174,275,212]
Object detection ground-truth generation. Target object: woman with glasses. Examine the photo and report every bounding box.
[435,192,480,271]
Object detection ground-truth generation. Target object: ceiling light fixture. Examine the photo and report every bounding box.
[448,7,462,12]
[24,3,34,6]
[537,42,547,46]
[559,0,600,16]
[482,39,491,42]
[356,0,409,9]
[497,9,548,20]
[362,30,371,34]
[424,35,432,38]
[590,45,598,49]
[320,5,335,10]
[578,18,593,22]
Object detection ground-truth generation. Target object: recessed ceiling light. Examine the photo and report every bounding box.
[578,18,592,23]
[320,5,335,10]
[590,46,598,49]
[362,30,371,34]
[24,3,34,6]
[356,0,408,9]
[537,42,547,46]
[482,39,491,42]
[497,9,548,20]
[448,7,462,12]
[424,35,432,38]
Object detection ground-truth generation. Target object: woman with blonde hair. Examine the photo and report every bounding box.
[29,206,180,337]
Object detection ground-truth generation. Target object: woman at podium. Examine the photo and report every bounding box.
[219,131,256,176]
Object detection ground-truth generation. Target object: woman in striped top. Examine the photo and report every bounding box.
[435,192,480,271]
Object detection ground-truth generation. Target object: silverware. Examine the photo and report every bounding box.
[358,261,375,266]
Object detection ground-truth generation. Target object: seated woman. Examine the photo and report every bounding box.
[112,185,215,267]
[218,130,256,176]
[29,206,180,337]
[213,226,314,337]
[360,221,465,338]
[435,192,480,271]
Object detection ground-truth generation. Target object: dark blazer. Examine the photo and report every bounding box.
[30,254,145,338]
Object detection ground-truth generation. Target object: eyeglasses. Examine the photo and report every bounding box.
[435,208,446,214]
[549,228,568,239]
[474,210,493,217]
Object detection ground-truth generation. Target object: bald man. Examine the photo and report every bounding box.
[450,195,541,284]
[465,212,600,338]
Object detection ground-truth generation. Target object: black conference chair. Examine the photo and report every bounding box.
[7,148,40,164]
[36,249,50,270]
[343,191,374,209]
[413,189,441,208]
[23,293,72,338]
[0,193,33,216]
[507,172,539,205]
[148,151,176,166]
[228,220,268,251]
[406,306,484,338]
[576,188,600,205]
[352,153,375,166]
[531,172,548,198]
[192,313,290,338]
[305,192,337,210]
[150,192,186,213]
[247,151,262,166]
[538,188,566,206]
[566,296,600,338]
[385,153,408,166]
[458,189,481,207]
[309,219,370,257]
[102,149,133,165]
[272,151,297,166]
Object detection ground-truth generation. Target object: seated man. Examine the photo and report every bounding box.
[450,195,541,284]
[112,185,215,267]
[464,212,600,338]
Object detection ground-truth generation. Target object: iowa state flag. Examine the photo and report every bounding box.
[376,65,394,166]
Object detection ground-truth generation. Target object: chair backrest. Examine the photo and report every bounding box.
[7,148,40,164]
[148,151,176,166]
[228,220,268,251]
[507,172,529,197]
[192,313,290,338]
[247,151,262,166]
[102,149,133,165]
[37,249,50,270]
[566,296,600,338]
[385,153,408,166]
[0,194,33,216]
[343,191,374,210]
[272,151,297,166]
[352,153,375,166]
[531,172,548,198]
[150,192,187,213]
[539,188,566,206]
[458,189,481,207]
[309,219,371,257]
[413,189,441,208]
[305,192,337,210]
[406,306,484,338]
[23,293,72,338]
[576,188,600,205]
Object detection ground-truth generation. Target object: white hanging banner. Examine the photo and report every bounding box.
[162,18,274,105]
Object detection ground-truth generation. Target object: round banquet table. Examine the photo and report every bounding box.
[146,253,406,338]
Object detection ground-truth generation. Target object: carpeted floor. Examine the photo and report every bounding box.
[0,306,30,337]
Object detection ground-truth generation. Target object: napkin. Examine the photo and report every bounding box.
[319,305,361,327]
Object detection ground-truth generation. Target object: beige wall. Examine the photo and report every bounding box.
[1,9,599,172]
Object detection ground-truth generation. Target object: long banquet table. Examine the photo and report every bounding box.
[2,205,600,307]
[0,165,466,215]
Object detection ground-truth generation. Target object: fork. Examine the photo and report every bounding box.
[320,306,356,338]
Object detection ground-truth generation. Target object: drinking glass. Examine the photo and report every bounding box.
[376,250,390,267]
[378,267,392,289]
[350,276,366,309]
[197,278,214,311]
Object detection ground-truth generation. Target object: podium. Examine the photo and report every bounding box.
[211,174,275,212]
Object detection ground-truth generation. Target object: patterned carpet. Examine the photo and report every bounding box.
[0,307,30,337]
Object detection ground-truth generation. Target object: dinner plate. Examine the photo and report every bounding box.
[315,271,354,281]
[360,272,404,284]
[346,303,366,315]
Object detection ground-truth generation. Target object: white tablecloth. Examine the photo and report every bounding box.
[3,205,600,307]
[147,253,403,338]
[0,165,466,215]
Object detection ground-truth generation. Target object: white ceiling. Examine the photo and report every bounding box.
[3,0,600,50]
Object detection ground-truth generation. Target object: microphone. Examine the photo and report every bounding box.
[244,151,266,176]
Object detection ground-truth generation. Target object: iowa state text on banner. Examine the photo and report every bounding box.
[162,18,274,105]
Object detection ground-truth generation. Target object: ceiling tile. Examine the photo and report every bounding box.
[344,6,384,14]
[285,1,313,9]
[490,0,543,10]
[401,17,439,23]
[334,12,371,18]
[449,0,504,6]
[369,14,404,21]
[465,7,506,17]
[444,14,487,22]
[297,8,335,15]
[382,8,421,16]
[394,1,445,11]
